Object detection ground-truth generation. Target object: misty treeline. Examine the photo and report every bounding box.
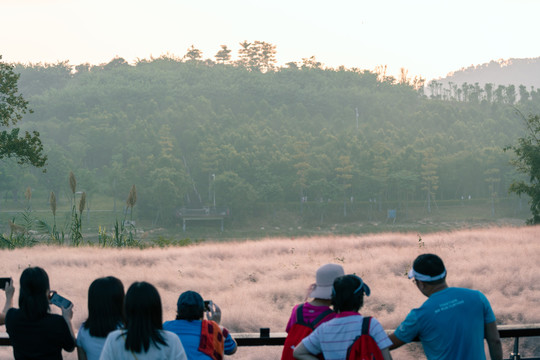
[4,50,540,224]
[426,79,540,104]
[439,57,540,90]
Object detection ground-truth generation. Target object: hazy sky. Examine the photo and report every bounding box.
[1,0,539,80]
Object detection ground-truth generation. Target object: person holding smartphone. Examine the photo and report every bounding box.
[163,290,237,359]
[5,267,76,359]
[0,278,14,325]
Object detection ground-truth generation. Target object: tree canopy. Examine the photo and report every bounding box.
[506,113,540,224]
[4,48,540,224]
[0,56,46,168]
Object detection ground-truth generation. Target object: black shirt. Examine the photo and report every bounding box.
[5,308,75,360]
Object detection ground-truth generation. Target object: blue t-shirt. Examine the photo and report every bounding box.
[394,287,496,360]
[163,319,237,359]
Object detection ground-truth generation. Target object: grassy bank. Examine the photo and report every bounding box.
[0,193,530,247]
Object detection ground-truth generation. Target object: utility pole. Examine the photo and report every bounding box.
[212,174,216,209]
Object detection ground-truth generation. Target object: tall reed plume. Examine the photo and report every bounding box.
[68,172,83,246]
[69,171,77,194]
[24,186,32,210]
[126,185,137,221]
[50,191,57,217]
[127,185,137,208]
[79,192,86,214]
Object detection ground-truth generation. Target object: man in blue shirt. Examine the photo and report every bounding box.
[389,254,503,360]
[164,291,237,360]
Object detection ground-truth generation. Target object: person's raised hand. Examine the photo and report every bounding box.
[205,301,221,324]
[61,303,74,320]
[4,279,15,300]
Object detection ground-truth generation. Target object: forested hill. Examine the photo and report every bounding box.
[7,57,540,223]
[437,57,540,89]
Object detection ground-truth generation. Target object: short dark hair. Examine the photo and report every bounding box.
[84,276,125,337]
[123,282,166,353]
[19,267,50,320]
[413,254,446,285]
[331,275,365,313]
[176,291,204,321]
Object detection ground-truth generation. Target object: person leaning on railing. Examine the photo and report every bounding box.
[285,263,344,333]
[388,253,503,360]
[0,278,14,325]
[5,267,76,360]
[293,274,393,360]
[281,263,344,360]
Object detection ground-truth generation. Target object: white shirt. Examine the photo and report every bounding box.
[99,329,187,360]
[303,313,392,360]
[77,325,108,360]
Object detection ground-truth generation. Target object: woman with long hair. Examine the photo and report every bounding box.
[77,276,125,360]
[5,267,76,359]
[100,281,187,360]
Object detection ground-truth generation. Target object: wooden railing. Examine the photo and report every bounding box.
[233,324,540,360]
[1,324,539,359]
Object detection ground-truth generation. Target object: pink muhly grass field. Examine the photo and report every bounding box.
[0,226,538,359]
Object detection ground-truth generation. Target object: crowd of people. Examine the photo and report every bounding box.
[0,253,503,360]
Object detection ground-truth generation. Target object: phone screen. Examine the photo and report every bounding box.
[0,278,11,290]
[50,293,72,309]
[204,300,211,311]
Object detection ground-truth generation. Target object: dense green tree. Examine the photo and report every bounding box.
[301,56,322,70]
[484,83,494,103]
[184,45,203,62]
[4,55,538,225]
[335,155,353,216]
[506,85,516,104]
[102,57,129,70]
[237,41,277,72]
[215,171,256,217]
[421,148,439,213]
[148,166,188,224]
[519,85,529,103]
[494,85,505,103]
[506,114,540,224]
[285,62,299,70]
[0,159,25,203]
[215,45,232,64]
[14,61,72,97]
[0,56,46,168]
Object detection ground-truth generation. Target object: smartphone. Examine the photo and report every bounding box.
[0,277,11,290]
[204,300,212,311]
[50,292,72,309]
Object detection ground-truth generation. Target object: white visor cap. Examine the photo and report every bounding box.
[408,269,446,282]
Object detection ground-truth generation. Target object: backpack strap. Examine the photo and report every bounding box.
[361,316,372,335]
[295,304,334,328]
[295,304,308,326]
[310,308,334,327]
